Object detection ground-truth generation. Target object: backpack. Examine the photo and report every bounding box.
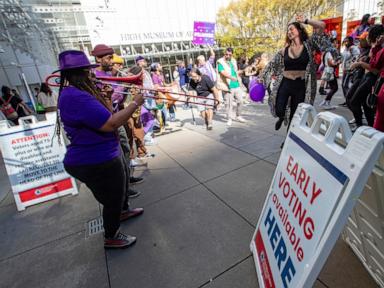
[0,97,18,121]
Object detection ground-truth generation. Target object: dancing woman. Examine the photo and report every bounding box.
[260,15,336,131]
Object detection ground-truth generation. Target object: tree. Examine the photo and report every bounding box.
[216,0,343,58]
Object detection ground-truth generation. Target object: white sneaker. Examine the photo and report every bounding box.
[144,138,158,146]
[319,100,327,107]
[236,116,247,123]
[323,101,335,110]
[137,153,155,160]
[130,159,139,167]
[227,118,232,126]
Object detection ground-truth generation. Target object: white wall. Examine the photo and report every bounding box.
[82,0,230,46]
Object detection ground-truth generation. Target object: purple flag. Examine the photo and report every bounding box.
[193,22,215,45]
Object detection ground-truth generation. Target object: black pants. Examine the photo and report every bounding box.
[325,76,338,101]
[65,156,128,238]
[342,72,352,98]
[276,77,306,121]
[348,72,377,127]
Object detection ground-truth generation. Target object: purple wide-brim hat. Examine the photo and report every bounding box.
[53,50,99,73]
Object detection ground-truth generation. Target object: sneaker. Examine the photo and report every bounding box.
[227,118,232,126]
[323,101,335,110]
[318,100,327,107]
[120,207,144,222]
[130,159,139,167]
[349,118,356,124]
[104,231,137,249]
[338,102,347,107]
[236,116,247,123]
[144,138,158,146]
[128,188,141,198]
[137,153,155,160]
[207,123,213,130]
[130,176,144,185]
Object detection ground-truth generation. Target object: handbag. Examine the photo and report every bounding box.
[321,67,334,81]
[366,77,384,109]
[0,97,18,120]
[36,103,45,114]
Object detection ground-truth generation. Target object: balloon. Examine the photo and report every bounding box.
[249,80,266,102]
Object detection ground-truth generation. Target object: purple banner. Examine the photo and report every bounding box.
[193,21,215,45]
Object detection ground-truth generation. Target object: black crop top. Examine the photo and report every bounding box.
[284,47,309,71]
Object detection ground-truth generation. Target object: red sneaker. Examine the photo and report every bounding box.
[120,208,144,222]
[104,231,136,249]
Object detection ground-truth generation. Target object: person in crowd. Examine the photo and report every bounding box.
[177,60,192,90]
[351,14,371,43]
[319,38,341,109]
[56,50,144,249]
[238,55,250,92]
[260,15,336,135]
[217,47,247,126]
[348,25,384,130]
[197,47,217,83]
[135,56,157,145]
[125,65,155,161]
[370,35,384,132]
[37,83,58,112]
[111,54,125,76]
[1,86,32,124]
[151,62,174,124]
[34,87,40,98]
[91,44,144,189]
[340,36,360,106]
[189,68,221,130]
[173,66,180,85]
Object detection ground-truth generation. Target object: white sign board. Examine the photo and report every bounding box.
[250,104,384,288]
[0,114,78,211]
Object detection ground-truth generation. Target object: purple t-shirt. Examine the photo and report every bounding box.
[151,73,165,87]
[58,86,120,166]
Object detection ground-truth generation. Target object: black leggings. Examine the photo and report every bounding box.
[276,78,306,121]
[325,76,338,101]
[348,72,377,127]
[65,156,129,238]
[342,72,352,98]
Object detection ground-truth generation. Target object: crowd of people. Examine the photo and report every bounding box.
[1,13,384,249]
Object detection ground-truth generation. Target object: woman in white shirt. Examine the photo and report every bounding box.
[319,39,341,109]
[38,83,58,112]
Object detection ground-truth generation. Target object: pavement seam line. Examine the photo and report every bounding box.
[317,278,330,288]
[197,254,253,288]
[157,146,256,229]
[104,250,112,288]
[0,228,85,263]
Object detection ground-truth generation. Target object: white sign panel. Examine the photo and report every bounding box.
[0,114,78,211]
[250,104,384,288]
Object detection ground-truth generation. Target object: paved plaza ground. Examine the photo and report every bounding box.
[0,86,379,288]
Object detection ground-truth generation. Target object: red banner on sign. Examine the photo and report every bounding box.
[255,229,276,288]
[19,178,73,202]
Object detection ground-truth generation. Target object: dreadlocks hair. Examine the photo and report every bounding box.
[55,68,112,144]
